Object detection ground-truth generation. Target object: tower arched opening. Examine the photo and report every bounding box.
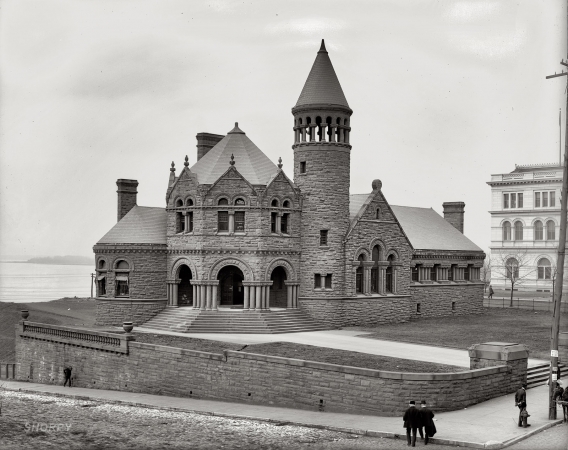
[269,266,287,308]
[177,265,193,306]
[218,265,244,307]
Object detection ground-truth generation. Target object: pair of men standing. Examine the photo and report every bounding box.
[403,400,436,447]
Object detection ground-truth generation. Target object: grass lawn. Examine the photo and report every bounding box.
[348,308,568,360]
[133,333,463,373]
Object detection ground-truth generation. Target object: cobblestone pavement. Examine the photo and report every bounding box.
[507,423,568,450]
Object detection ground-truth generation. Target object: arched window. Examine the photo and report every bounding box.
[98,259,106,270]
[502,221,511,241]
[271,199,279,207]
[505,258,519,280]
[97,259,107,296]
[175,198,183,207]
[356,254,365,294]
[218,198,229,231]
[546,220,556,240]
[115,260,130,297]
[371,245,380,293]
[283,200,290,208]
[218,198,229,206]
[186,198,194,206]
[385,254,395,293]
[514,221,523,241]
[534,220,543,241]
[234,198,245,206]
[537,258,552,280]
[376,208,381,219]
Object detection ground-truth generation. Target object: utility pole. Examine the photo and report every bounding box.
[90,272,95,299]
[545,59,568,420]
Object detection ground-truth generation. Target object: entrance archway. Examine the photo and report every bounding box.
[178,265,193,306]
[269,266,287,307]
[218,265,244,306]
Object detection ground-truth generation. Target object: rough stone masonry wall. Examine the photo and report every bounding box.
[95,299,166,326]
[299,296,412,328]
[410,283,485,319]
[16,328,526,417]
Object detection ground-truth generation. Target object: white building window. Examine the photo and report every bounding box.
[504,192,523,209]
[537,258,551,280]
[534,220,543,241]
[535,191,555,208]
[546,220,556,240]
[502,221,511,241]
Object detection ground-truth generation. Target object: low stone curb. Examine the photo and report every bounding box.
[3,386,562,449]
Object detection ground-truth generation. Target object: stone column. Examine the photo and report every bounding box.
[329,125,337,142]
[293,285,299,308]
[206,284,212,310]
[320,123,327,142]
[309,124,317,142]
[301,126,307,142]
[200,285,206,310]
[183,212,189,232]
[192,284,197,308]
[243,285,250,310]
[345,128,350,144]
[264,285,270,309]
[287,284,293,309]
[294,127,300,144]
[339,127,344,143]
[228,211,235,234]
[212,283,218,311]
[255,285,263,310]
[276,213,282,234]
[392,266,399,294]
[173,281,179,307]
[249,286,256,312]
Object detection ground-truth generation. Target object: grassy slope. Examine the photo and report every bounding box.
[350,308,568,360]
[0,298,96,361]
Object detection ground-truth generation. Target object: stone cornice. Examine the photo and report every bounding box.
[487,179,560,187]
[167,248,301,256]
[94,244,167,253]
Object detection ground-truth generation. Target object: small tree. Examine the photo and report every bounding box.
[481,256,492,293]
[492,250,535,307]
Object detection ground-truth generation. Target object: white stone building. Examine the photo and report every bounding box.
[488,163,565,292]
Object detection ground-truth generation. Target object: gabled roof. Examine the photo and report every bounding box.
[189,123,278,185]
[295,40,349,108]
[349,194,482,252]
[97,206,166,245]
[390,205,482,252]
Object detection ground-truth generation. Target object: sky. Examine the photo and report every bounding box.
[0,0,566,259]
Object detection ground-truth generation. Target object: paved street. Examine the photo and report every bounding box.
[136,327,547,368]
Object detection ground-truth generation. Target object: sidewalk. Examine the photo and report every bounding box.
[135,328,547,368]
[3,380,563,449]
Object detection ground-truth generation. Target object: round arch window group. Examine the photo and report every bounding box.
[294,114,351,144]
[355,245,397,295]
[502,220,555,241]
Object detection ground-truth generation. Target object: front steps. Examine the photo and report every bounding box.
[139,307,330,334]
[527,362,567,388]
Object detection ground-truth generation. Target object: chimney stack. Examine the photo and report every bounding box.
[196,133,224,161]
[442,202,465,233]
[116,179,138,222]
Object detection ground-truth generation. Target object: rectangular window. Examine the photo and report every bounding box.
[543,192,548,207]
[448,265,455,281]
[503,193,509,209]
[550,192,556,207]
[97,277,106,296]
[464,266,470,281]
[320,230,328,246]
[271,212,277,233]
[218,211,229,232]
[314,274,321,288]
[281,213,288,234]
[300,161,306,173]
[535,192,541,208]
[325,274,332,289]
[511,193,516,208]
[234,211,245,232]
[188,212,193,232]
[411,266,419,282]
[451,301,456,311]
[115,275,129,297]
[518,193,523,208]
[371,268,379,292]
[416,303,421,314]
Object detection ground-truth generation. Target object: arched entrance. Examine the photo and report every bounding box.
[270,266,287,307]
[218,265,244,307]
[178,265,193,306]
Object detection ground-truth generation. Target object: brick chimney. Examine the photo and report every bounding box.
[196,133,224,161]
[442,202,465,233]
[116,179,138,222]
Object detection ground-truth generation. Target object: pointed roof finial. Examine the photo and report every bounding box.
[184,155,189,167]
[230,153,235,166]
[170,161,175,172]
[277,157,283,169]
[319,39,327,53]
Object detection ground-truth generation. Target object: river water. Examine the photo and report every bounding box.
[0,262,94,303]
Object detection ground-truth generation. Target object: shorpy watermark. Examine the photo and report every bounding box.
[24,422,72,433]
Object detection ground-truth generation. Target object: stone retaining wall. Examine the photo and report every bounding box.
[15,322,528,417]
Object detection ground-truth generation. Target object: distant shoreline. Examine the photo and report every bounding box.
[1,257,94,266]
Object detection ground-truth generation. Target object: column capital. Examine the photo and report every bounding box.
[284,281,300,286]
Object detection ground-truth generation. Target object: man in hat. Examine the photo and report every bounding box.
[419,400,436,445]
[63,366,72,387]
[514,383,527,427]
[403,400,421,447]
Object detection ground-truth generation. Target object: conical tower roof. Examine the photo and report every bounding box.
[189,123,278,185]
[295,40,349,108]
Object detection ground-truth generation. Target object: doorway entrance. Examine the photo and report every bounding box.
[218,265,244,306]
[269,266,287,307]
[178,265,193,306]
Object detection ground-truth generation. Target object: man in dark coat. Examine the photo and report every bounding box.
[514,383,527,427]
[403,400,421,447]
[419,400,436,445]
[63,366,72,387]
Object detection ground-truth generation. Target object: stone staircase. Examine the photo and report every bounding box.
[527,362,567,388]
[139,307,330,334]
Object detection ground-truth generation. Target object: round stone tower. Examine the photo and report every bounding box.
[293,40,353,298]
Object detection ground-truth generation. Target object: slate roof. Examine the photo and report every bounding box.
[189,123,278,185]
[97,206,166,245]
[349,194,482,252]
[295,40,349,108]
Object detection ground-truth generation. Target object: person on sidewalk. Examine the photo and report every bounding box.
[514,383,527,427]
[488,285,494,299]
[418,400,436,445]
[519,401,530,428]
[63,366,72,387]
[403,400,421,447]
[561,385,568,422]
